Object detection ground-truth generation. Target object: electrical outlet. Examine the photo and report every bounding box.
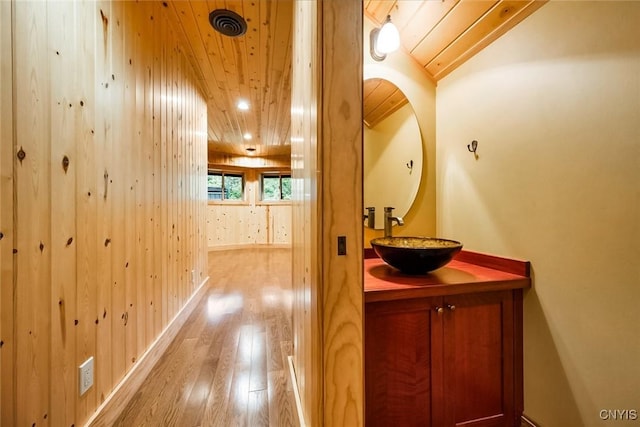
[79,357,94,396]
[191,269,196,285]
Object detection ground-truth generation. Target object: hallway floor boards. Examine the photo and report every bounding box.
[113,247,299,427]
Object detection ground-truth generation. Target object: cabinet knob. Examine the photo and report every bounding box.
[435,306,444,314]
[447,304,456,311]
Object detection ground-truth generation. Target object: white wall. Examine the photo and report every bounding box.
[437,2,640,426]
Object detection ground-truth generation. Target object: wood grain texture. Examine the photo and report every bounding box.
[291,1,364,425]
[95,0,115,406]
[109,0,128,392]
[87,275,209,427]
[321,1,364,426]
[14,2,52,425]
[442,291,516,426]
[205,169,292,247]
[427,1,549,80]
[365,0,547,82]
[76,2,99,420]
[365,291,522,427]
[49,2,79,424]
[363,78,409,128]
[207,204,292,248]
[291,1,322,425]
[162,0,544,162]
[0,1,14,425]
[165,0,293,158]
[5,2,208,425]
[110,248,298,427]
[365,305,433,427]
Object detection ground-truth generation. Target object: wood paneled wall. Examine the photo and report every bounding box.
[291,0,364,426]
[207,204,291,249]
[0,2,208,426]
[206,169,292,249]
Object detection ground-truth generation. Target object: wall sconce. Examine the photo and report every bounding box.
[369,15,400,62]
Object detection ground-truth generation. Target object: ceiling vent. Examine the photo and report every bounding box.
[209,9,247,37]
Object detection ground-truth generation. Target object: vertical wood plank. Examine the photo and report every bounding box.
[133,1,147,359]
[122,1,138,373]
[160,5,169,329]
[76,1,99,422]
[176,40,183,309]
[14,1,52,425]
[152,0,163,340]
[169,40,177,319]
[140,0,154,353]
[95,0,114,405]
[0,1,15,425]
[291,1,322,425]
[48,2,79,425]
[166,39,174,321]
[109,0,127,388]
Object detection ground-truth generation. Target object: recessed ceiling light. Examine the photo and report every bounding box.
[237,100,249,111]
[243,132,252,140]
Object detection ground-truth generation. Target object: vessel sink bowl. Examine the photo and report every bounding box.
[370,236,463,275]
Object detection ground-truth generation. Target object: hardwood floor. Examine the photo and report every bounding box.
[113,248,299,427]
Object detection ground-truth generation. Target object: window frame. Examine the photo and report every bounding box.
[207,170,245,202]
[260,172,292,202]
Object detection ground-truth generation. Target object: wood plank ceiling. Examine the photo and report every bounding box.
[164,0,546,161]
[164,0,293,161]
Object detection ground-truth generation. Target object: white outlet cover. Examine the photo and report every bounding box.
[79,357,94,396]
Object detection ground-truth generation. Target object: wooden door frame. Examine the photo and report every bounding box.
[291,0,364,426]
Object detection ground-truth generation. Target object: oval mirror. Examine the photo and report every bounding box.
[364,78,422,230]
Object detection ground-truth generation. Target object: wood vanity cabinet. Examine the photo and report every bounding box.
[365,289,523,427]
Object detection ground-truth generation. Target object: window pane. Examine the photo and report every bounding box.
[208,173,223,200]
[263,176,281,200]
[224,174,243,200]
[208,174,222,187]
[281,176,292,200]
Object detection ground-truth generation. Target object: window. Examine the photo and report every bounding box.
[262,173,291,201]
[207,171,244,200]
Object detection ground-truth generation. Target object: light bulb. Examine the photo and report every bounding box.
[377,17,399,54]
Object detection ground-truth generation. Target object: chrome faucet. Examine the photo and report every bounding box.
[364,207,376,229]
[383,207,404,237]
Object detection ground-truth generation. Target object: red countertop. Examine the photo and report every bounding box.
[364,250,531,303]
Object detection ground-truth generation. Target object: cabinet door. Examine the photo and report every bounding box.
[365,298,443,427]
[441,291,517,427]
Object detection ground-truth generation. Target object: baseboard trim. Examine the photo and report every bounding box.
[521,414,539,427]
[85,276,210,427]
[288,355,306,427]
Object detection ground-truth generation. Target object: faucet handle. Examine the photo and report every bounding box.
[384,206,395,213]
[365,207,376,228]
